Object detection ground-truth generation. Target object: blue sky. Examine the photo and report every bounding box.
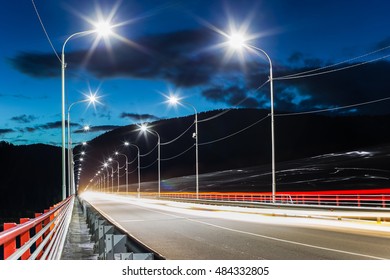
[1,0,390,145]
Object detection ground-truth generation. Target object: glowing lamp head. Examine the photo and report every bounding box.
[228,33,247,49]
[168,95,179,105]
[88,94,98,104]
[115,152,119,155]
[84,125,90,131]
[124,141,129,146]
[94,20,112,37]
[103,162,108,167]
[108,157,113,162]
[140,124,149,132]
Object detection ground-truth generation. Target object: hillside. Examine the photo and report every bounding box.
[0,142,62,227]
[77,108,390,190]
[1,108,389,226]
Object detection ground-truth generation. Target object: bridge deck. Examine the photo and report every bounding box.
[81,193,390,260]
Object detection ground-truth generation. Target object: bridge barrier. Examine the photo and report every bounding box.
[0,196,74,260]
[156,192,390,208]
[79,197,163,260]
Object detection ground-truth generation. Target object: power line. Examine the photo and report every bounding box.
[275,96,390,117]
[199,114,269,146]
[274,54,390,80]
[161,144,195,161]
[139,143,158,157]
[274,45,390,81]
[31,0,62,63]
[198,80,270,123]
[161,123,195,146]
[140,159,158,169]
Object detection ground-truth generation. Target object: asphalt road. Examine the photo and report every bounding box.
[82,193,390,260]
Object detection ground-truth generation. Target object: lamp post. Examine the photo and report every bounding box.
[124,142,141,198]
[140,124,161,197]
[67,96,97,196]
[227,34,276,203]
[61,22,112,200]
[103,162,112,192]
[167,96,199,199]
[115,151,128,193]
[109,157,120,192]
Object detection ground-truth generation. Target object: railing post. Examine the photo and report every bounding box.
[3,223,17,259]
[357,195,361,207]
[382,195,386,208]
[20,218,31,260]
[336,195,339,206]
[49,207,55,231]
[35,213,43,259]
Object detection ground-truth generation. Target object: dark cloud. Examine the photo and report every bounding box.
[288,52,304,64]
[20,127,37,133]
[374,37,390,49]
[201,57,390,115]
[18,121,80,133]
[202,86,261,108]
[8,52,59,78]
[38,121,67,130]
[10,114,38,123]
[10,28,226,87]
[120,112,160,121]
[92,106,112,120]
[9,31,390,115]
[74,125,121,133]
[272,60,390,114]
[0,129,15,135]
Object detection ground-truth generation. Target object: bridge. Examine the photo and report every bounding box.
[1,190,389,260]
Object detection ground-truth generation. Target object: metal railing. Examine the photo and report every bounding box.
[156,192,390,208]
[0,196,74,260]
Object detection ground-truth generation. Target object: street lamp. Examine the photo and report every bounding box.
[67,94,98,196]
[139,124,161,197]
[108,157,120,192]
[103,162,113,193]
[61,22,113,200]
[115,151,128,193]
[124,142,141,198]
[167,95,199,199]
[227,32,276,203]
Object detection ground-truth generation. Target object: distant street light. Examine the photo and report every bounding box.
[139,124,161,197]
[103,163,109,192]
[227,32,276,203]
[167,95,199,199]
[61,21,113,200]
[103,162,114,193]
[124,142,141,198]
[115,151,128,193]
[67,94,98,196]
[108,157,120,192]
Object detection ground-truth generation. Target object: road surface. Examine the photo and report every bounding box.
[81,192,390,260]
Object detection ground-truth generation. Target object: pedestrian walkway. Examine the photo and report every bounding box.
[60,197,98,260]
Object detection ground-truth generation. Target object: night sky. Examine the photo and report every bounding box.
[1,0,390,145]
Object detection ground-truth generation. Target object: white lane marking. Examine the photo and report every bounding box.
[185,218,386,260]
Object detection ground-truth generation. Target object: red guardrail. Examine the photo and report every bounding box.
[157,191,390,208]
[0,196,74,260]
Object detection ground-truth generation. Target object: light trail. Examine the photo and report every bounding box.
[82,192,390,233]
[82,192,390,260]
